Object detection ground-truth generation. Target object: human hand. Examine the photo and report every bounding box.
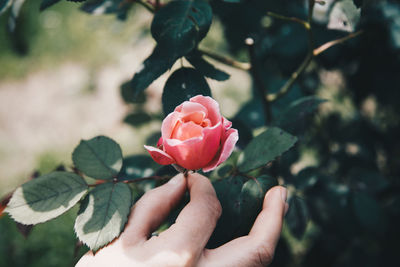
[76,173,288,267]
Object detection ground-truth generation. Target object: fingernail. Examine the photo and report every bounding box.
[280,187,287,203]
[168,174,183,185]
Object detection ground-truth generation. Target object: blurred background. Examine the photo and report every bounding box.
[1,0,400,266]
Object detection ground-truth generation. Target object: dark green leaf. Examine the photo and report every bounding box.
[216,164,234,178]
[151,0,212,58]
[286,196,308,239]
[6,172,88,224]
[328,0,361,32]
[186,50,230,81]
[208,175,278,248]
[274,96,326,133]
[7,0,27,33]
[207,176,243,248]
[162,67,211,115]
[74,182,132,252]
[0,0,13,14]
[130,46,177,99]
[120,80,146,104]
[80,0,130,18]
[239,175,278,229]
[238,127,297,173]
[118,155,158,181]
[294,167,320,190]
[72,136,123,180]
[40,0,61,11]
[352,191,386,235]
[124,112,152,127]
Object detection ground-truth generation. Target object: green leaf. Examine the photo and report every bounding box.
[120,80,146,104]
[328,0,361,32]
[40,0,61,11]
[0,0,13,15]
[239,175,278,229]
[208,176,243,247]
[7,0,26,33]
[124,112,152,127]
[162,67,212,115]
[6,172,88,225]
[72,136,123,180]
[352,191,386,235]
[237,127,297,173]
[131,46,177,99]
[208,175,278,248]
[286,196,309,239]
[151,0,212,58]
[74,182,132,252]
[274,96,326,133]
[80,0,131,19]
[118,155,158,181]
[186,50,230,81]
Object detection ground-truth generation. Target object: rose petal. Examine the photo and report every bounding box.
[157,137,163,148]
[222,117,232,130]
[171,121,203,141]
[161,112,180,140]
[164,122,222,170]
[144,145,176,165]
[177,101,208,117]
[202,128,239,172]
[190,95,222,126]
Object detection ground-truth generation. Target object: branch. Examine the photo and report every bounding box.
[246,37,273,123]
[199,48,251,71]
[129,0,155,13]
[267,53,313,102]
[267,0,315,103]
[266,11,308,28]
[313,30,364,56]
[88,175,171,187]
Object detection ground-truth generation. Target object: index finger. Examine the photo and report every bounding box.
[153,173,222,258]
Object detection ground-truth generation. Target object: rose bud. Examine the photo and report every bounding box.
[144,95,239,172]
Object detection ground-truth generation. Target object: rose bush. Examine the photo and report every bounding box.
[144,95,238,172]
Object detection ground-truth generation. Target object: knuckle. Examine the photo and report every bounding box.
[203,193,222,219]
[253,243,274,266]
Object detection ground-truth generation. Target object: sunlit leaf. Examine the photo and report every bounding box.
[6,172,88,225]
[72,136,123,180]
[328,0,360,32]
[74,182,132,252]
[0,0,13,15]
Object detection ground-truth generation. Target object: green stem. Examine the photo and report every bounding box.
[199,48,251,71]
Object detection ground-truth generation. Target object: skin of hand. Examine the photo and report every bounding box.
[76,173,288,267]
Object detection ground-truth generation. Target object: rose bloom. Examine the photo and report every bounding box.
[145,95,238,172]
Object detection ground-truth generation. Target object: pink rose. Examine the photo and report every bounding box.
[144,95,239,172]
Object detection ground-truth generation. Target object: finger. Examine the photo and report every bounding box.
[155,173,222,261]
[120,174,187,247]
[198,186,287,267]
